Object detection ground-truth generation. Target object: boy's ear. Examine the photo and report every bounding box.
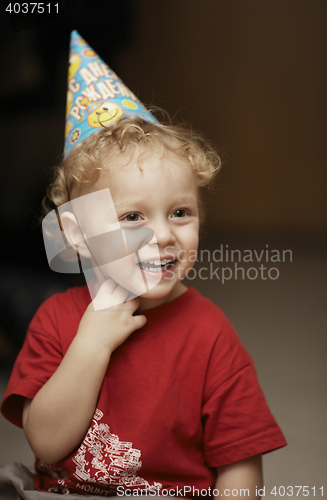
[59,211,92,259]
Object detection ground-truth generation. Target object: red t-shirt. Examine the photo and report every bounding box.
[1,286,286,496]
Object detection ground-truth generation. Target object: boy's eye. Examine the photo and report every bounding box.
[172,209,187,218]
[123,213,141,222]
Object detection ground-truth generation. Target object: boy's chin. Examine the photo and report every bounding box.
[139,289,169,300]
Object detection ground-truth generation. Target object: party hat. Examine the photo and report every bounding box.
[64,30,158,157]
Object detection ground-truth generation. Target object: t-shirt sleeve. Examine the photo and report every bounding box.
[1,295,64,428]
[202,317,287,467]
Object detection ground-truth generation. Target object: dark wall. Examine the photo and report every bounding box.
[116,1,327,233]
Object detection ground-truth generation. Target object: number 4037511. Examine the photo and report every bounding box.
[6,3,59,14]
[271,486,324,497]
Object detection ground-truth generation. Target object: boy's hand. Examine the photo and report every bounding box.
[78,278,147,354]
[23,278,146,464]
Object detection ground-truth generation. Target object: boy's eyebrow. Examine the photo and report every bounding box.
[113,200,142,212]
[172,195,198,205]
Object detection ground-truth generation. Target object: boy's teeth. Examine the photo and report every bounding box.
[138,258,175,271]
[144,259,173,265]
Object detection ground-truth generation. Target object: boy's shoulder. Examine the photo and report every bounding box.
[145,286,238,344]
[36,284,91,315]
[28,285,91,347]
[53,284,90,305]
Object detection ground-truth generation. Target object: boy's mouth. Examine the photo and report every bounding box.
[137,258,176,273]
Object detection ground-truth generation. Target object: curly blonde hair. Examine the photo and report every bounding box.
[43,114,221,220]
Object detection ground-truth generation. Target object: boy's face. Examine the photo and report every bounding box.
[78,146,199,308]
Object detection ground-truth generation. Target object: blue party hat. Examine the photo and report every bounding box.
[64,31,158,157]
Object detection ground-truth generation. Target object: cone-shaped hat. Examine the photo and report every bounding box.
[64,31,158,157]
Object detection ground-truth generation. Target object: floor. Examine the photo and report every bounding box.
[0,233,326,498]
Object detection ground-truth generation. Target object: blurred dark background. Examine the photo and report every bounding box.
[0,0,326,488]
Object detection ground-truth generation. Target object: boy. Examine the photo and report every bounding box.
[0,32,286,498]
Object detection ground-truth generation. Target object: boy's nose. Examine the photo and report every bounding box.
[149,219,176,248]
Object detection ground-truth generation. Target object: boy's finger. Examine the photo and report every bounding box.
[124,296,141,312]
[111,285,130,304]
[132,314,147,330]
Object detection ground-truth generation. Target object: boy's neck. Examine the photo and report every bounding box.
[137,282,188,313]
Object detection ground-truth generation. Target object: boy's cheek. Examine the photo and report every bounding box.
[183,235,199,261]
[96,256,160,295]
